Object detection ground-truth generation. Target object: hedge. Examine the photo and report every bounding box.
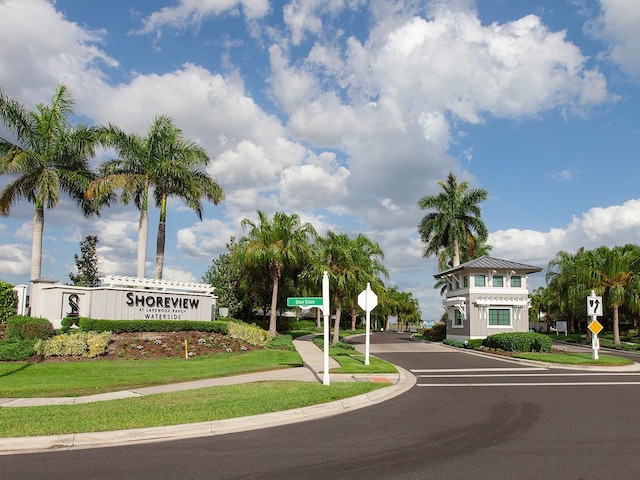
[482,332,552,352]
[76,318,230,335]
[5,316,54,340]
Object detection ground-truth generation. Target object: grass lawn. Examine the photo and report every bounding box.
[0,349,302,397]
[0,381,385,438]
[513,351,634,366]
[311,335,398,374]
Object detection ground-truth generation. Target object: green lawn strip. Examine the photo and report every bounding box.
[513,352,633,366]
[0,349,302,398]
[310,335,397,374]
[331,354,397,374]
[0,381,384,438]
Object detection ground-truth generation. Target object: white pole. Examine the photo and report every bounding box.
[322,271,330,385]
[365,283,371,366]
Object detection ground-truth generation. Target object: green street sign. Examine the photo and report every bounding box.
[287,297,323,307]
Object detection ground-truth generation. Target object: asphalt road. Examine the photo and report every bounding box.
[4,333,640,479]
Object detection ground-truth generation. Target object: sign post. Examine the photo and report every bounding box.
[586,290,603,360]
[322,271,330,385]
[358,282,378,366]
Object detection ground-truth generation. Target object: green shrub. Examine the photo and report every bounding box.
[6,316,54,340]
[227,322,270,347]
[35,331,112,358]
[288,320,318,331]
[267,334,296,351]
[467,338,484,348]
[443,338,465,348]
[482,332,552,352]
[77,318,229,335]
[0,281,17,324]
[0,339,37,360]
[419,322,446,341]
[60,316,81,333]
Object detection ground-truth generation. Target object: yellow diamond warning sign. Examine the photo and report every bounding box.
[588,319,603,336]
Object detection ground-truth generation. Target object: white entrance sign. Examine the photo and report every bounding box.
[358,283,378,365]
[29,276,216,329]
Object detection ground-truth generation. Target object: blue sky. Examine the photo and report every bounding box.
[0,0,639,319]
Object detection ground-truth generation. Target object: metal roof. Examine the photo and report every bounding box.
[433,255,542,278]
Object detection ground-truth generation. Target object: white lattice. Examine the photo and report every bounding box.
[102,275,213,294]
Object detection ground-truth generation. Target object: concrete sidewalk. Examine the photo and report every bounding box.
[0,334,413,454]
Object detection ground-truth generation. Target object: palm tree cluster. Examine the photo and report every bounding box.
[534,245,640,344]
[205,209,420,340]
[0,84,224,281]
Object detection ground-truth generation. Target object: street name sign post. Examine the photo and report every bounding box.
[287,276,331,385]
[358,282,378,365]
[586,290,603,360]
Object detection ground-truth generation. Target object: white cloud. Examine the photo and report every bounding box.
[591,0,640,77]
[176,219,238,259]
[137,0,270,35]
[0,0,116,102]
[489,198,640,268]
[0,243,31,276]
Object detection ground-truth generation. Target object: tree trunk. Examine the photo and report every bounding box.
[452,238,460,267]
[316,308,321,329]
[385,314,391,331]
[613,305,621,345]
[31,207,44,280]
[332,301,342,344]
[350,308,357,331]
[137,209,148,278]
[268,275,279,336]
[154,196,167,280]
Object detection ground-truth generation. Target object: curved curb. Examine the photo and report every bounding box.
[0,367,416,455]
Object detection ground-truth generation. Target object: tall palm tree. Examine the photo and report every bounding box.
[418,172,488,268]
[236,210,317,336]
[150,116,224,279]
[88,125,150,277]
[305,232,387,344]
[0,84,101,280]
[589,245,640,345]
[88,115,224,279]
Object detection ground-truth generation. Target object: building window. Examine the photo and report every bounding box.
[463,276,468,288]
[454,310,463,326]
[489,309,511,326]
[474,275,486,287]
[492,275,504,287]
[511,276,521,287]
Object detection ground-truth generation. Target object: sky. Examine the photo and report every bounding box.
[0,0,638,320]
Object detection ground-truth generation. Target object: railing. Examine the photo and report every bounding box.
[101,275,214,294]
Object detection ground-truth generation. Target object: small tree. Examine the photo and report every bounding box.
[69,235,101,287]
[0,280,17,323]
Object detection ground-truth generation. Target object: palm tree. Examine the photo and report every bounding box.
[396,290,420,332]
[305,232,387,344]
[0,84,101,280]
[589,245,640,345]
[236,210,317,336]
[417,172,488,268]
[88,115,224,279]
[151,118,224,279]
[88,125,151,277]
[546,249,590,333]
